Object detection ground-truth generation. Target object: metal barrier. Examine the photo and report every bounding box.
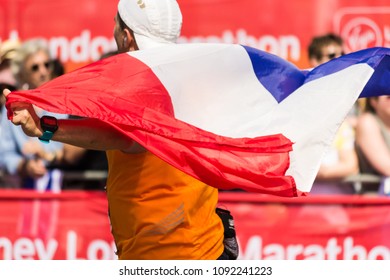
[62,170,108,181]
[0,168,385,193]
[343,174,382,193]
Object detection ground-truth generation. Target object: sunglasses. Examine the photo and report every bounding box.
[323,52,345,60]
[30,61,52,72]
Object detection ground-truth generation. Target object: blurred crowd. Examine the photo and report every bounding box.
[0,35,389,195]
[308,33,390,196]
[0,38,109,192]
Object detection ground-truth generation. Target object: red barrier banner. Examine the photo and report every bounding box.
[1,0,390,70]
[1,190,390,260]
[222,193,390,260]
[0,190,115,260]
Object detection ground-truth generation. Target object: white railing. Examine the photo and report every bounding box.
[0,169,386,193]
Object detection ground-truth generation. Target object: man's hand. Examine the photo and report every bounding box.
[3,89,42,138]
[3,89,137,152]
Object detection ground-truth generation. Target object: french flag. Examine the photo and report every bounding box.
[6,44,390,197]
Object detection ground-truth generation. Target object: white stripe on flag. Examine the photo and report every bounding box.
[131,45,374,192]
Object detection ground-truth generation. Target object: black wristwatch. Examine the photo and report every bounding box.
[38,116,58,143]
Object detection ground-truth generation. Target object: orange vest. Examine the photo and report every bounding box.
[106,150,224,259]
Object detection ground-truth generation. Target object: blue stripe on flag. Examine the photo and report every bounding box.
[304,47,390,99]
[244,46,390,102]
[243,45,306,103]
[359,53,390,98]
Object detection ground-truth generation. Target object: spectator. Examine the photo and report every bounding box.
[308,33,359,195]
[0,40,20,186]
[355,96,390,194]
[0,39,67,191]
[2,45,106,191]
[308,33,344,65]
[0,40,20,115]
[51,58,65,78]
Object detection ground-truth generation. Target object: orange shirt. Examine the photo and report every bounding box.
[106,150,224,259]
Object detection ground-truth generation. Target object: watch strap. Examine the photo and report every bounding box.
[39,131,55,143]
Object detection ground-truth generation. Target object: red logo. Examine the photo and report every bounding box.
[333,7,390,53]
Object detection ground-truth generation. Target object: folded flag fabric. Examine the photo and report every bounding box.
[5,44,390,197]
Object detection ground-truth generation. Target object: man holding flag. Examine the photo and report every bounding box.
[3,0,231,260]
[3,0,390,260]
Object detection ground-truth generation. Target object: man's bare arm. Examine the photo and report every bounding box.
[53,118,137,151]
[3,89,138,152]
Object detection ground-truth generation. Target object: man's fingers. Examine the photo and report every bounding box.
[9,106,30,125]
[3,88,11,97]
[3,88,31,111]
[12,102,29,110]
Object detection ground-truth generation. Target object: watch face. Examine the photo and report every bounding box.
[44,118,57,126]
[41,116,58,132]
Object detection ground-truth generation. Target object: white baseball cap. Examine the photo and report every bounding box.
[117,0,182,50]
